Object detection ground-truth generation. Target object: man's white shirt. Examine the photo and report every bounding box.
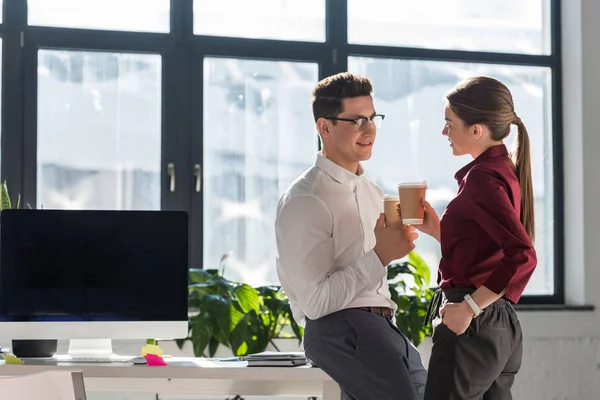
[275,153,397,326]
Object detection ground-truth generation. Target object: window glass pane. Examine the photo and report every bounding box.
[28,0,169,32]
[194,0,325,42]
[204,58,318,286]
[349,57,553,295]
[0,0,3,24]
[37,50,162,210]
[348,0,551,55]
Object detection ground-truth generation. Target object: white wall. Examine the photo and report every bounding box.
[88,1,600,399]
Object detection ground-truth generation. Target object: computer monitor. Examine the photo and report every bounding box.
[0,209,189,358]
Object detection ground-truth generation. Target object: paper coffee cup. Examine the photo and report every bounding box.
[397,182,427,225]
[382,194,400,226]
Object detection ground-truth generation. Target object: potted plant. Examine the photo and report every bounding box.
[176,268,303,357]
[178,250,434,358]
[387,251,435,347]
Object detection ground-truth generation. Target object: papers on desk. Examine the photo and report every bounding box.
[240,351,309,367]
[141,343,167,366]
[0,347,22,365]
[1,354,23,365]
[195,358,248,368]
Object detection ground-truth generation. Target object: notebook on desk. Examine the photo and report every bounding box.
[240,351,309,367]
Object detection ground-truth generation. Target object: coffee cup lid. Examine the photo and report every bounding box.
[383,194,399,201]
[397,181,427,189]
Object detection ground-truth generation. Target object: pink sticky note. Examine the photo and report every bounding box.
[144,353,167,366]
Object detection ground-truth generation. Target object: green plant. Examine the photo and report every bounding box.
[0,180,33,210]
[177,268,303,357]
[0,180,22,210]
[388,251,435,346]
[179,250,434,357]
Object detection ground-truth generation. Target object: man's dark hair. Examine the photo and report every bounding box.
[311,72,373,122]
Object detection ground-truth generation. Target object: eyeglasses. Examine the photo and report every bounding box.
[325,114,385,132]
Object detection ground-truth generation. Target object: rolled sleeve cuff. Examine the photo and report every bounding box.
[355,250,387,287]
[482,264,514,295]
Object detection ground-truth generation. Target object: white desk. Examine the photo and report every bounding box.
[0,358,341,399]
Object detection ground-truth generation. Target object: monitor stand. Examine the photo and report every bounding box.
[12,339,58,358]
[67,339,116,359]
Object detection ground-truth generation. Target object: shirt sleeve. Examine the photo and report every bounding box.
[275,194,386,320]
[463,168,537,294]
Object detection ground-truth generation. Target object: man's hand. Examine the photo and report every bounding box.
[373,213,418,266]
[440,301,475,335]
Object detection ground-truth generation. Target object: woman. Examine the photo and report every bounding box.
[410,76,537,400]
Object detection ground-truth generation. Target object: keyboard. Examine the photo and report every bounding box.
[54,356,135,363]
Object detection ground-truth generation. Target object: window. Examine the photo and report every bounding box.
[37,50,162,210]
[27,0,170,32]
[343,1,560,301]
[1,0,562,303]
[193,0,326,41]
[349,57,554,295]
[348,0,551,55]
[203,58,319,285]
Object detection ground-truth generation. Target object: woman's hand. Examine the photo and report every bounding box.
[397,199,441,242]
[440,301,475,335]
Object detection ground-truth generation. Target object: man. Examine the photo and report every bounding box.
[275,72,427,400]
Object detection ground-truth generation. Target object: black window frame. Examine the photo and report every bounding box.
[0,0,564,304]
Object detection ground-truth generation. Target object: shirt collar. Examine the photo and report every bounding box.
[315,153,364,186]
[454,144,509,182]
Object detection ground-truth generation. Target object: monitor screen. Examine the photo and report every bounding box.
[0,210,189,323]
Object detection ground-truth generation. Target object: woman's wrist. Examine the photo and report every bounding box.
[460,300,476,318]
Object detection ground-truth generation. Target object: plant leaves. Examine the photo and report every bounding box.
[230,313,253,356]
[408,251,430,286]
[203,294,231,341]
[0,181,10,210]
[396,296,411,310]
[236,284,260,314]
[189,268,212,283]
[395,313,409,338]
[290,318,304,342]
[387,262,410,281]
[188,297,203,310]
[230,302,245,330]
[188,284,213,298]
[387,251,435,347]
[256,286,278,300]
[388,286,400,304]
[184,252,433,356]
[174,338,188,350]
[236,341,248,356]
[409,304,426,346]
[208,337,220,357]
[189,279,231,297]
[191,315,213,357]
